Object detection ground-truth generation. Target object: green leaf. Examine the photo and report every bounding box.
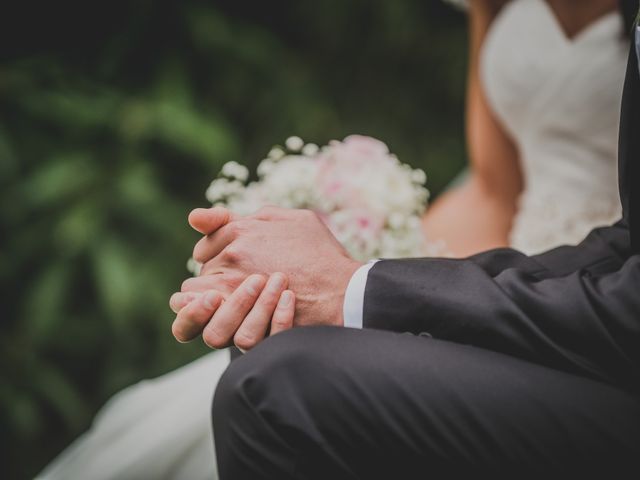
[150,98,238,162]
[17,88,120,131]
[22,152,97,207]
[53,197,104,254]
[24,262,73,342]
[116,160,163,207]
[91,238,139,329]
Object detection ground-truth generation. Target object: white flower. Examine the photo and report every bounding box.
[221,161,249,182]
[285,136,304,151]
[268,147,285,160]
[192,135,437,268]
[411,168,427,185]
[302,143,319,156]
[407,216,422,230]
[257,159,275,178]
[259,156,319,208]
[205,179,245,203]
[186,258,202,275]
[388,212,406,229]
[205,179,227,203]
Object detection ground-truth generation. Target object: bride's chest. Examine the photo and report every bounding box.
[479,0,626,142]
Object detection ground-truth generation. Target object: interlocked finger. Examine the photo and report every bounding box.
[180,275,232,296]
[188,206,236,235]
[233,273,288,351]
[172,290,224,343]
[169,291,201,314]
[192,223,239,264]
[269,290,295,336]
[202,274,267,349]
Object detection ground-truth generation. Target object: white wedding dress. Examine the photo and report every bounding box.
[38,1,628,478]
[486,0,626,254]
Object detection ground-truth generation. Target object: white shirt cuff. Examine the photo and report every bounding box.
[342,260,379,329]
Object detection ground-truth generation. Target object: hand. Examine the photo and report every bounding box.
[169,272,296,351]
[190,206,362,338]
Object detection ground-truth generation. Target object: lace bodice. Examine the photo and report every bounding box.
[480,0,627,254]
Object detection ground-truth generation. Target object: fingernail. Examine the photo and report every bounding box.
[278,291,292,308]
[268,273,286,293]
[203,291,219,309]
[245,275,264,296]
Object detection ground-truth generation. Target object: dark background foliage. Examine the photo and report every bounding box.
[0,1,466,477]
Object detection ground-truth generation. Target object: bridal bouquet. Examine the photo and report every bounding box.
[190,135,441,272]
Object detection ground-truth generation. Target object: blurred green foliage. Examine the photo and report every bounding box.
[0,1,466,477]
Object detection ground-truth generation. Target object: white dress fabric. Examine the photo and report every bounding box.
[481,0,627,254]
[37,351,230,480]
[38,2,629,479]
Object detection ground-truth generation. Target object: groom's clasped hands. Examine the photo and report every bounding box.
[169,206,362,351]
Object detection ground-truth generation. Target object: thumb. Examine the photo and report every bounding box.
[188,207,237,235]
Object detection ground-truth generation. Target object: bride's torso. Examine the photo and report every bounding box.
[480,0,627,254]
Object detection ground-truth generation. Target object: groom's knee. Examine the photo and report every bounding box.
[213,327,355,476]
[213,327,343,424]
[215,327,332,395]
[212,327,343,469]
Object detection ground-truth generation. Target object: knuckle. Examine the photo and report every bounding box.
[225,222,241,238]
[187,303,207,322]
[259,288,280,306]
[203,328,228,349]
[199,262,215,276]
[234,332,256,351]
[226,272,245,289]
[182,298,209,321]
[229,291,254,311]
[192,236,208,262]
[271,315,290,329]
[200,262,223,277]
[181,278,195,292]
[228,219,251,238]
[222,244,243,264]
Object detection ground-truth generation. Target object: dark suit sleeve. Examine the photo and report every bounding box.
[363,223,640,391]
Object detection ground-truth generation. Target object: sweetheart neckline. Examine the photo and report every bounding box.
[536,0,620,45]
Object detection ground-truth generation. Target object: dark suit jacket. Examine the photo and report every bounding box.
[363,30,640,393]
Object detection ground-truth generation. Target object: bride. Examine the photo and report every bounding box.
[38,0,633,478]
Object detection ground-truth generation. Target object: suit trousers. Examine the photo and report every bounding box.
[213,326,640,479]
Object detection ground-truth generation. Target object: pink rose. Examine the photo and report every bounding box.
[343,135,390,158]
